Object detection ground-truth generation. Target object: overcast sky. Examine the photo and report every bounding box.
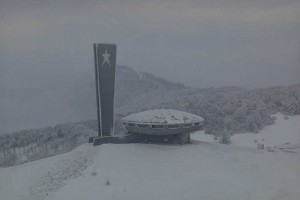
[0,0,300,133]
[1,0,299,88]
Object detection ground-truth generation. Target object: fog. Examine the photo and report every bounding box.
[1,0,299,133]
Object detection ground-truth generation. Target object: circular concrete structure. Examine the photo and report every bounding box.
[122,109,204,136]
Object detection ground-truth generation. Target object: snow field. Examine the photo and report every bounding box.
[47,143,300,200]
[231,113,300,150]
[0,145,98,200]
[192,113,300,151]
[1,113,299,200]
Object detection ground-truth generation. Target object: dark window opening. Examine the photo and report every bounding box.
[151,124,165,129]
[183,123,193,128]
[127,123,135,127]
[137,124,149,128]
[167,124,180,129]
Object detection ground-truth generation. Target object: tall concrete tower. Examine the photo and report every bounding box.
[93,43,117,137]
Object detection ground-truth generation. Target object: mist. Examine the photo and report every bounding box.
[1,0,299,133]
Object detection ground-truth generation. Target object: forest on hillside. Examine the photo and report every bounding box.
[160,84,300,135]
[0,84,299,167]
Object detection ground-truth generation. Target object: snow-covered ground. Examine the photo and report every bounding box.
[231,113,300,151]
[192,113,300,152]
[0,146,98,200]
[1,113,300,200]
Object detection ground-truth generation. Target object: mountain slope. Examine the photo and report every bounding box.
[115,66,196,114]
[1,82,299,168]
[1,140,299,200]
[192,113,300,152]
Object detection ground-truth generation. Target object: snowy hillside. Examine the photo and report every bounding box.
[1,117,300,200]
[192,113,300,152]
[231,113,300,150]
[115,66,201,114]
[1,84,299,168]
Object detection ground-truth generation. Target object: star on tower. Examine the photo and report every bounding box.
[102,50,110,66]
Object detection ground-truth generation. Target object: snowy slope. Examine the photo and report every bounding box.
[1,139,300,200]
[231,113,300,150]
[0,145,98,200]
[192,113,300,151]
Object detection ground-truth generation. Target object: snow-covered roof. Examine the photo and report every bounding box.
[122,109,204,125]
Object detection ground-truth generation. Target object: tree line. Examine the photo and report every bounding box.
[1,84,299,167]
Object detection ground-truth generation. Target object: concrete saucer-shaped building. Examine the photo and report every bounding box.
[122,109,204,144]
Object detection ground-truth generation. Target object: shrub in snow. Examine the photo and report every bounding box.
[105,179,110,186]
[218,129,231,144]
[257,143,264,149]
[213,136,218,143]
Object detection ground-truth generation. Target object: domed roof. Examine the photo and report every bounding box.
[122,109,203,125]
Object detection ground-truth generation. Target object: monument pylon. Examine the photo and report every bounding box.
[93,43,116,138]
